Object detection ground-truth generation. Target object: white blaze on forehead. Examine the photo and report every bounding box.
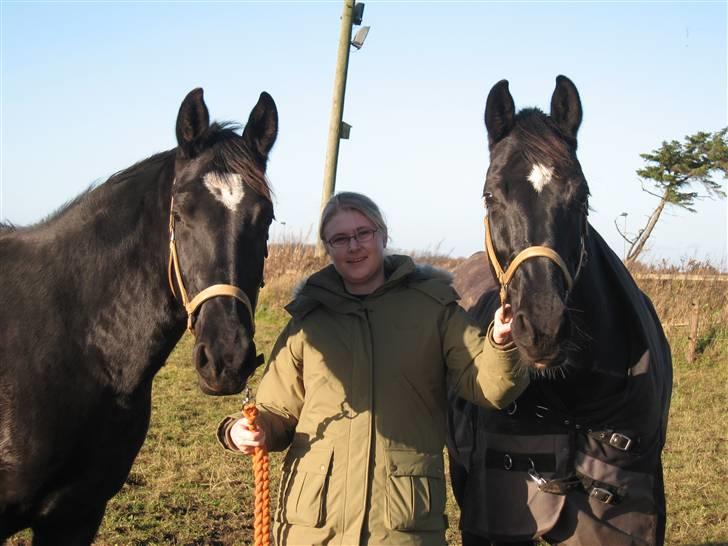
[203,172,245,211]
[528,163,553,193]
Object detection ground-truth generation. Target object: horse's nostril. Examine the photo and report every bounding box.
[194,343,210,370]
[514,312,535,343]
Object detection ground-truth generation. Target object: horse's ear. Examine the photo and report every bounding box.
[485,79,515,149]
[550,75,582,141]
[243,92,278,160]
[176,88,210,158]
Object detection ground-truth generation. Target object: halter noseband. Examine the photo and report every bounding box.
[484,214,586,306]
[167,188,256,335]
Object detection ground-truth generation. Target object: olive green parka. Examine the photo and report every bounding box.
[219,255,528,546]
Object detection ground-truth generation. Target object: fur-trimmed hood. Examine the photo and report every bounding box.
[286,254,458,319]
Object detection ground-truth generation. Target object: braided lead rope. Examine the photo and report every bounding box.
[242,400,271,546]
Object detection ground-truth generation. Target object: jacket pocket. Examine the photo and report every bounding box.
[384,449,446,531]
[276,445,334,528]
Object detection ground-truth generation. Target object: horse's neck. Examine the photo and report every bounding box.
[56,158,185,393]
[549,233,646,410]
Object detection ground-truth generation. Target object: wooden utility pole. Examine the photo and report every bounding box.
[316,0,357,256]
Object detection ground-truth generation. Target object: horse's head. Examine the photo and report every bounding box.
[170,88,276,395]
[483,76,589,368]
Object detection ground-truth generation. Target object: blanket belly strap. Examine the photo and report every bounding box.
[484,447,624,505]
[485,449,556,472]
[507,401,640,453]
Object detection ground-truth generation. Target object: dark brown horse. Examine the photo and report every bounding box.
[447,76,672,546]
[0,88,277,544]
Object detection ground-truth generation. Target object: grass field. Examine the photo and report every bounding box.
[7,247,728,546]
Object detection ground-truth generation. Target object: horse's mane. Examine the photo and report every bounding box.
[8,122,273,234]
[105,150,174,187]
[9,151,176,234]
[6,185,98,234]
[513,108,575,172]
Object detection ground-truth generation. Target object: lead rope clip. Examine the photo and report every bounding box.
[527,458,549,489]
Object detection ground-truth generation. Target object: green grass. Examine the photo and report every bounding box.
[7,309,727,545]
[662,328,728,545]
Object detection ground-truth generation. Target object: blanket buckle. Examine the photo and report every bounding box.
[589,486,615,504]
[608,432,633,451]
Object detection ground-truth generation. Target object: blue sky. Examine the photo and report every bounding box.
[1,1,726,266]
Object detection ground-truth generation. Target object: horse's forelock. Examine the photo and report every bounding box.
[512,109,575,175]
[202,123,273,201]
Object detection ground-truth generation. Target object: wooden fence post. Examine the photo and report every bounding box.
[686,299,699,363]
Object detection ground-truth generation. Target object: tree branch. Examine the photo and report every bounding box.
[614,218,636,244]
[639,180,665,200]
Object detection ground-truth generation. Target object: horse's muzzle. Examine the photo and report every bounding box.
[512,307,570,368]
[193,337,259,395]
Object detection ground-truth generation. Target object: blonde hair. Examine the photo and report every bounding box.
[319,192,388,244]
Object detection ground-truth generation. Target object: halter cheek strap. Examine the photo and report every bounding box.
[484,215,575,306]
[168,193,256,335]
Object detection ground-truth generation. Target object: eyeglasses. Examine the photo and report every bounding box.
[326,228,378,248]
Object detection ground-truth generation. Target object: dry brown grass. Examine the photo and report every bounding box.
[261,236,328,309]
[632,263,728,365]
[635,273,727,328]
[630,257,726,276]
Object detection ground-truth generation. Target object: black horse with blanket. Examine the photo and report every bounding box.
[447,76,672,546]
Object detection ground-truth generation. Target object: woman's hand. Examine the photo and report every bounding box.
[229,417,267,454]
[492,304,513,345]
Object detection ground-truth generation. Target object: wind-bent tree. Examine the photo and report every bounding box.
[617,128,727,267]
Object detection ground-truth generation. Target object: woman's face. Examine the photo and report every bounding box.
[323,209,386,295]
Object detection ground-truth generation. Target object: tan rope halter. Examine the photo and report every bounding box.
[167,191,256,335]
[484,214,578,306]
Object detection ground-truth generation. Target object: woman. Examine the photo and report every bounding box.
[218,192,528,546]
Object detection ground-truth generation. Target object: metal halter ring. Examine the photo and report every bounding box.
[503,454,513,470]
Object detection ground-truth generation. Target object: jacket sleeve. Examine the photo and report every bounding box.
[252,318,306,452]
[217,413,244,452]
[443,302,529,409]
